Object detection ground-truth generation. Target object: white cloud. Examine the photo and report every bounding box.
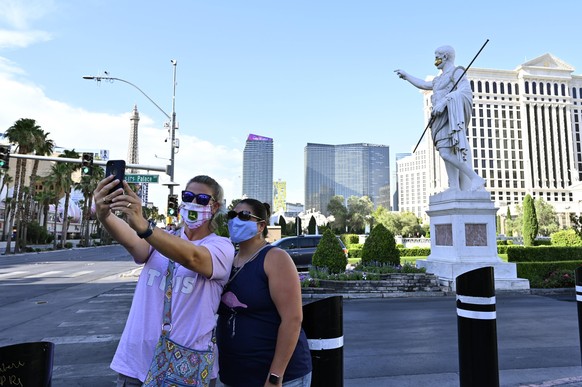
[0,62,243,213]
[0,0,56,29]
[0,29,52,49]
[0,0,55,48]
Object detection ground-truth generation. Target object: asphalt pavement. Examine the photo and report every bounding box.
[0,244,581,386]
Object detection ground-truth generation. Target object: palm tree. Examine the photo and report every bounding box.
[55,150,80,248]
[21,130,55,247]
[34,189,56,231]
[74,164,104,246]
[4,118,45,253]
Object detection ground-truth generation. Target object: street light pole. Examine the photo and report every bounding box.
[169,60,177,195]
[83,59,178,195]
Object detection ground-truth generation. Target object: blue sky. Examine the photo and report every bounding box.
[1,0,582,211]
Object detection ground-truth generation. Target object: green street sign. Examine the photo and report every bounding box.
[125,174,159,184]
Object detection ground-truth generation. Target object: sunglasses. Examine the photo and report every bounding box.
[181,191,214,206]
[227,210,263,222]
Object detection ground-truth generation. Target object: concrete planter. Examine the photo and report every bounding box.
[302,272,449,299]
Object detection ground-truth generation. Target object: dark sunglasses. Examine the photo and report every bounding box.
[227,210,263,222]
[181,191,214,205]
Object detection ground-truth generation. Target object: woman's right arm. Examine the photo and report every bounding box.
[94,175,151,263]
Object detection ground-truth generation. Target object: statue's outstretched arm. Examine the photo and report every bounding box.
[394,69,432,90]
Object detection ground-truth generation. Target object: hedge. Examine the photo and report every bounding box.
[516,261,581,288]
[508,246,582,263]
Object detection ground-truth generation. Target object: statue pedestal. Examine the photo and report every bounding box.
[416,190,530,292]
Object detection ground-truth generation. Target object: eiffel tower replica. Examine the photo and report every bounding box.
[128,105,148,203]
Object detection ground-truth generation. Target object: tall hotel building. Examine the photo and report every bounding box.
[398,53,582,224]
[242,134,274,208]
[305,143,390,215]
[273,179,287,213]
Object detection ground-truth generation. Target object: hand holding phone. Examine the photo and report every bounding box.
[105,160,126,194]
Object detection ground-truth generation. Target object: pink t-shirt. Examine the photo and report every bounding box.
[110,230,235,381]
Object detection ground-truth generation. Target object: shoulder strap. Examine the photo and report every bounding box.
[161,260,175,335]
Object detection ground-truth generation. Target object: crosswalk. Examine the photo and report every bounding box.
[48,283,137,385]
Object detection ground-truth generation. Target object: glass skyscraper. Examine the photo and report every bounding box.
[242,134,274,208]
[305,142,390,215]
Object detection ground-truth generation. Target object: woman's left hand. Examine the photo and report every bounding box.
[109,181,149,232]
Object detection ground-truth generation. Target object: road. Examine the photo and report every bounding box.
[0,246,581,386]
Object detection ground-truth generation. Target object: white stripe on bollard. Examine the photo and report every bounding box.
[457,309,497,320]
[577,294,582,302]
[307,336,344,351]
[576,285,582,292]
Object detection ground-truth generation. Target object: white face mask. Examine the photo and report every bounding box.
[179,202,212,230]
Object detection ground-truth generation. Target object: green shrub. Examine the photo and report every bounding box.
[312,229,348,274]
[523,194,538,247]
[398,247,430,257]
[361,224,400,266]
[497,245,523,255]
[340,234,360,245]
[551,229,582,246]
[539,269,576,288]
[348,244,363,258]
[26,221,51,244]
[400,262,426,273]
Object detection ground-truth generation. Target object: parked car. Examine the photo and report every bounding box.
[271,234,348,271]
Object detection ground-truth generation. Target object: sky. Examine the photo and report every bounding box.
[1,0,582,213]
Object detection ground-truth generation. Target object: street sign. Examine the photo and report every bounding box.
[125,174,159,183]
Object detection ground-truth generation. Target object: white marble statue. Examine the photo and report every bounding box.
[395,45,485,192]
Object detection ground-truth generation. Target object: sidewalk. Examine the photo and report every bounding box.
[0,239,91,253]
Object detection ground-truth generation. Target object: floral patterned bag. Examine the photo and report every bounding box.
[142,260,215,386]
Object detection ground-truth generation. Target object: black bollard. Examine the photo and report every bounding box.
[456,267,499,387]
[0,341,54,387]
[576,267,582,366]
[302,296,343,387]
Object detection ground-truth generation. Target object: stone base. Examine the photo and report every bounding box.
[422,189,530,292]
[416,259,530,292]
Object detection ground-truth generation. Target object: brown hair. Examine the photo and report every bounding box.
[238,198,270,237]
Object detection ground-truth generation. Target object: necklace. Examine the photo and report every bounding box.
[234,241,267,267]
[228,242,268,285]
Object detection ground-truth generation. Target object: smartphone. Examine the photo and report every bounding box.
[105,160,126,193]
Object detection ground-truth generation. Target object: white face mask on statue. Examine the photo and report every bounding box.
[179,202,212,230]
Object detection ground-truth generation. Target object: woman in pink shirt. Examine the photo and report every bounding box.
[94,174,235,386]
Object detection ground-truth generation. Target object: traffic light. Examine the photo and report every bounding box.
[81,153,93,177]
[167,194,178,216]
[0,145,10,170]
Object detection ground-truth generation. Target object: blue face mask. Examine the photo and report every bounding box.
[228,217,259,244]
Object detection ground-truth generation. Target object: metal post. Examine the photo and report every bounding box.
[83,60,178,195]
[302,295,343,387]
[576,267,582,366]
[456,267,499,387]
[169,59,177,195]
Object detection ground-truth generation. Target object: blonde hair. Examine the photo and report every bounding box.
[186,175,224,232]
